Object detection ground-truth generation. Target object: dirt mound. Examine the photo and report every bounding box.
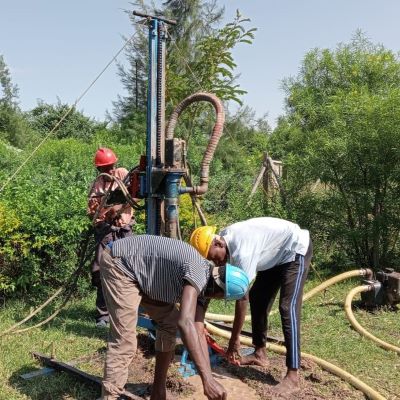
[121,334,195,399]
[223,353,365,400]
[85,333,365,399]
[185,366,259,400]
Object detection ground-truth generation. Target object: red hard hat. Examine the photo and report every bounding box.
[94,147,118,167]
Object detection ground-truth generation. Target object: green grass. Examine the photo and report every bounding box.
[207,275,400,399]
[1,276,399,399]
[0,294,106,400]
[300,278,400,399]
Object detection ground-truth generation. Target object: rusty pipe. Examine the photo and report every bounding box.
[166,92,225,195]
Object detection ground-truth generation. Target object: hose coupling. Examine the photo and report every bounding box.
[360,268,374,280]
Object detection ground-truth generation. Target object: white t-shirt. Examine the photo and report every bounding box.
[220,217,310,281]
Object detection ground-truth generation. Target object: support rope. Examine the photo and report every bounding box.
[0,26,145,194]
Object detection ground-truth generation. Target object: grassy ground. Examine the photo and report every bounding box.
[0,295,106,399]
[0,274,399,400]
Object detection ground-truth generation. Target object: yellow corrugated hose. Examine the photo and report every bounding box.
[344,285,400,354]
[205,269,370,322]
[303,269,367,301]
[205,321,387,400]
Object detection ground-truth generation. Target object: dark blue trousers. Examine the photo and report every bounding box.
[249,241,313,368]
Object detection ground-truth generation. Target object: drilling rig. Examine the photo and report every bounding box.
[110,11,225,239]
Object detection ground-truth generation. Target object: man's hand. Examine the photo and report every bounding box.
[179,285,226,399]
[224,295,249,366]
[104,206,125,226]
[226,338,241,365]
[87,197,100,216]
[203,377,227,400]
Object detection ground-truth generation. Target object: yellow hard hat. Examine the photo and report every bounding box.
[190,226,217,258]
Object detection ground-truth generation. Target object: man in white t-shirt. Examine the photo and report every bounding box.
[190,217,313,397]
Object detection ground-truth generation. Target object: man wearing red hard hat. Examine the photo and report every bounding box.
[87,147,134,327]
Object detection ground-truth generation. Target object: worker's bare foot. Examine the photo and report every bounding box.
[271,373,300,398]
[239,348,268,367]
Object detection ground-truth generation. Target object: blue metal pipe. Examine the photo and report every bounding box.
[146,19,159,235]
[165,172,183,238]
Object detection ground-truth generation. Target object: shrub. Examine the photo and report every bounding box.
[0,139,142,299]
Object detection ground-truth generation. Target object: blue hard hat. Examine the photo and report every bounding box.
[225,263,250,300]
[214,263,249,300]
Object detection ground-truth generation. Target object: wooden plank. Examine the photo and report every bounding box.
[248,153,268,204]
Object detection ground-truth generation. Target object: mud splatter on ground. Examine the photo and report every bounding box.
[81,334,366,399]
[185,366,259,400]
[223,351,365,400]
[84,333,194,399]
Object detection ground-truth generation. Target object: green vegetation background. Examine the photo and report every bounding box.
[0,1,399,399]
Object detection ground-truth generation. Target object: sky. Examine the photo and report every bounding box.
[1,1,400,128]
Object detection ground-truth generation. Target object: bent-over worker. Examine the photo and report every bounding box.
[100,234,249,400]
[190,217,312,397]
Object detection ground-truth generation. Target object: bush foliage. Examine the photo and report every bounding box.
[0,139,144,298]
[269,33,400,269]
[0,12,399,301]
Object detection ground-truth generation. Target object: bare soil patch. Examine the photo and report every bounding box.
[82,334,365,400]
[223,350,365,400]
[84,333,195,399]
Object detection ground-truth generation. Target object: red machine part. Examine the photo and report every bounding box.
[204,329,240,366]
[128,155,146,199]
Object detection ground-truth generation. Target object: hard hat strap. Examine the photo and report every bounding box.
[212,266,226,290]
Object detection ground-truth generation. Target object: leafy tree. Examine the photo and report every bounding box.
[112,2,255,142]
[0,109,34,149]
[112,0,224,122]
[269,33,400,269]
[0,138,143,298]
[0,55,33,148]
[0,54,19,108]
[213,107,270,171]
[181,10,256,104]
[26,99,105,141]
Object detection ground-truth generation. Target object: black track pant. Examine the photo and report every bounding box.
[249,241,313,369]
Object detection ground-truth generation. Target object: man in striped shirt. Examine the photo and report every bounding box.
[100,234,247,400]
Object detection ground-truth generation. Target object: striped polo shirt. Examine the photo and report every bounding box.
[110,235,211,304]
